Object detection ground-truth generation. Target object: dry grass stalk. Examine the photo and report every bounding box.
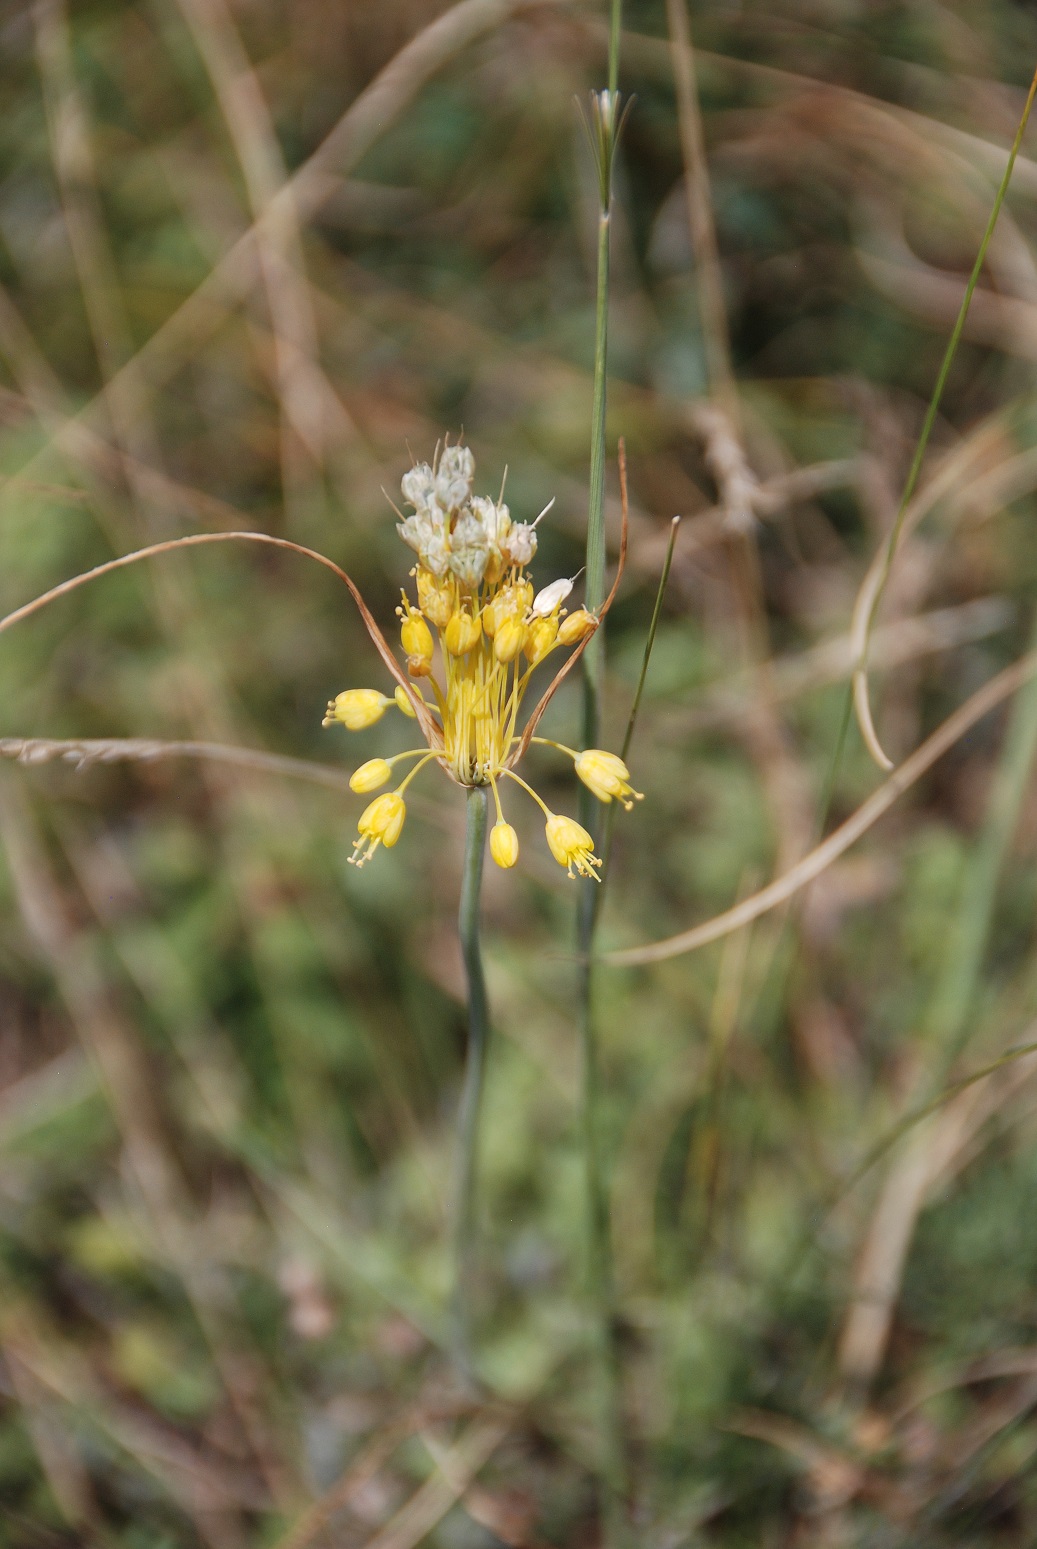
[665,0,737,420]
[359,1415,511,1549]
[174,0,340,520]
[0,735,356,793]
[608,644,1037,965]
[839,1047,1037,1391]
[6,0,564,502]
[0,780,297,1509]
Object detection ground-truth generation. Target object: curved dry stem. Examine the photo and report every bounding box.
[606,646,1037,967]
[847,412,1020,773]
[0,530,441,747]
[850,61,1037,769]
[0,737,357,794]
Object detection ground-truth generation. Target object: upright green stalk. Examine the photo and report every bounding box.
[577,6,629,1540]
[923,605,1037,1079]
[855,62,1037,761]
[582,102,616,749]
[451,783,490,1379]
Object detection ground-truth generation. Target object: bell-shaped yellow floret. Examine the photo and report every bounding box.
[557,608,597,646]
[574,750,643,811]
[350,792,407,867]
[544,813,602,880]
[324,689,391,731]
[349,758,392,794]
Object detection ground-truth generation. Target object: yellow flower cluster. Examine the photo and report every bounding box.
[324,445,641,874]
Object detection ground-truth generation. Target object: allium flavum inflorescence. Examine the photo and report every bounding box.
[324,444,641,873]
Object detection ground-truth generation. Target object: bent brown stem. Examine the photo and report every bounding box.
[0,529,439,742]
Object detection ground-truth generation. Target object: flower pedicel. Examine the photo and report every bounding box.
[324,444,640,874]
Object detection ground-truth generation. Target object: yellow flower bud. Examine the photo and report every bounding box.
[400,606,433,677]
[490,821,519,869]
[545,813,601,880]
[574,750,643,811]
[401,608,433,662]
[349,758,392,794]
[493,616,527,663]
[324,689,390,730]
[523,615,558,665]
[416,568,454,629]
[395,684,419,718]
[444,609,482,656]
[557,608,597,646]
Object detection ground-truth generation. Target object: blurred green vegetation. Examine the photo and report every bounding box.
[1,0,1037,1544]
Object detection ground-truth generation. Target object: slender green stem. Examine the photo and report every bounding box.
[776,607,1037,1316]
[575,933,628,1543]
[583,195,612,750]
[608,0,621,95]
[451,783,490,1380]
[598,514,681,878]
[621,516,680,767]
[576,9,628,1541]
[858,63,1037,697]
[923,606,1037,1077]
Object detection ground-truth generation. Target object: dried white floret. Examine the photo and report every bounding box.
[532,577,574,617]
[401,463,436,511]
[448,509,489,587]
[436,445,475,513]
[503,522,537,566]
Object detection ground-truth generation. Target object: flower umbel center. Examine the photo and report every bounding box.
[324,443,641,873]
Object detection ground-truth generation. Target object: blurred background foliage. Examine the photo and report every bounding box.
[1,0,1037,1544]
